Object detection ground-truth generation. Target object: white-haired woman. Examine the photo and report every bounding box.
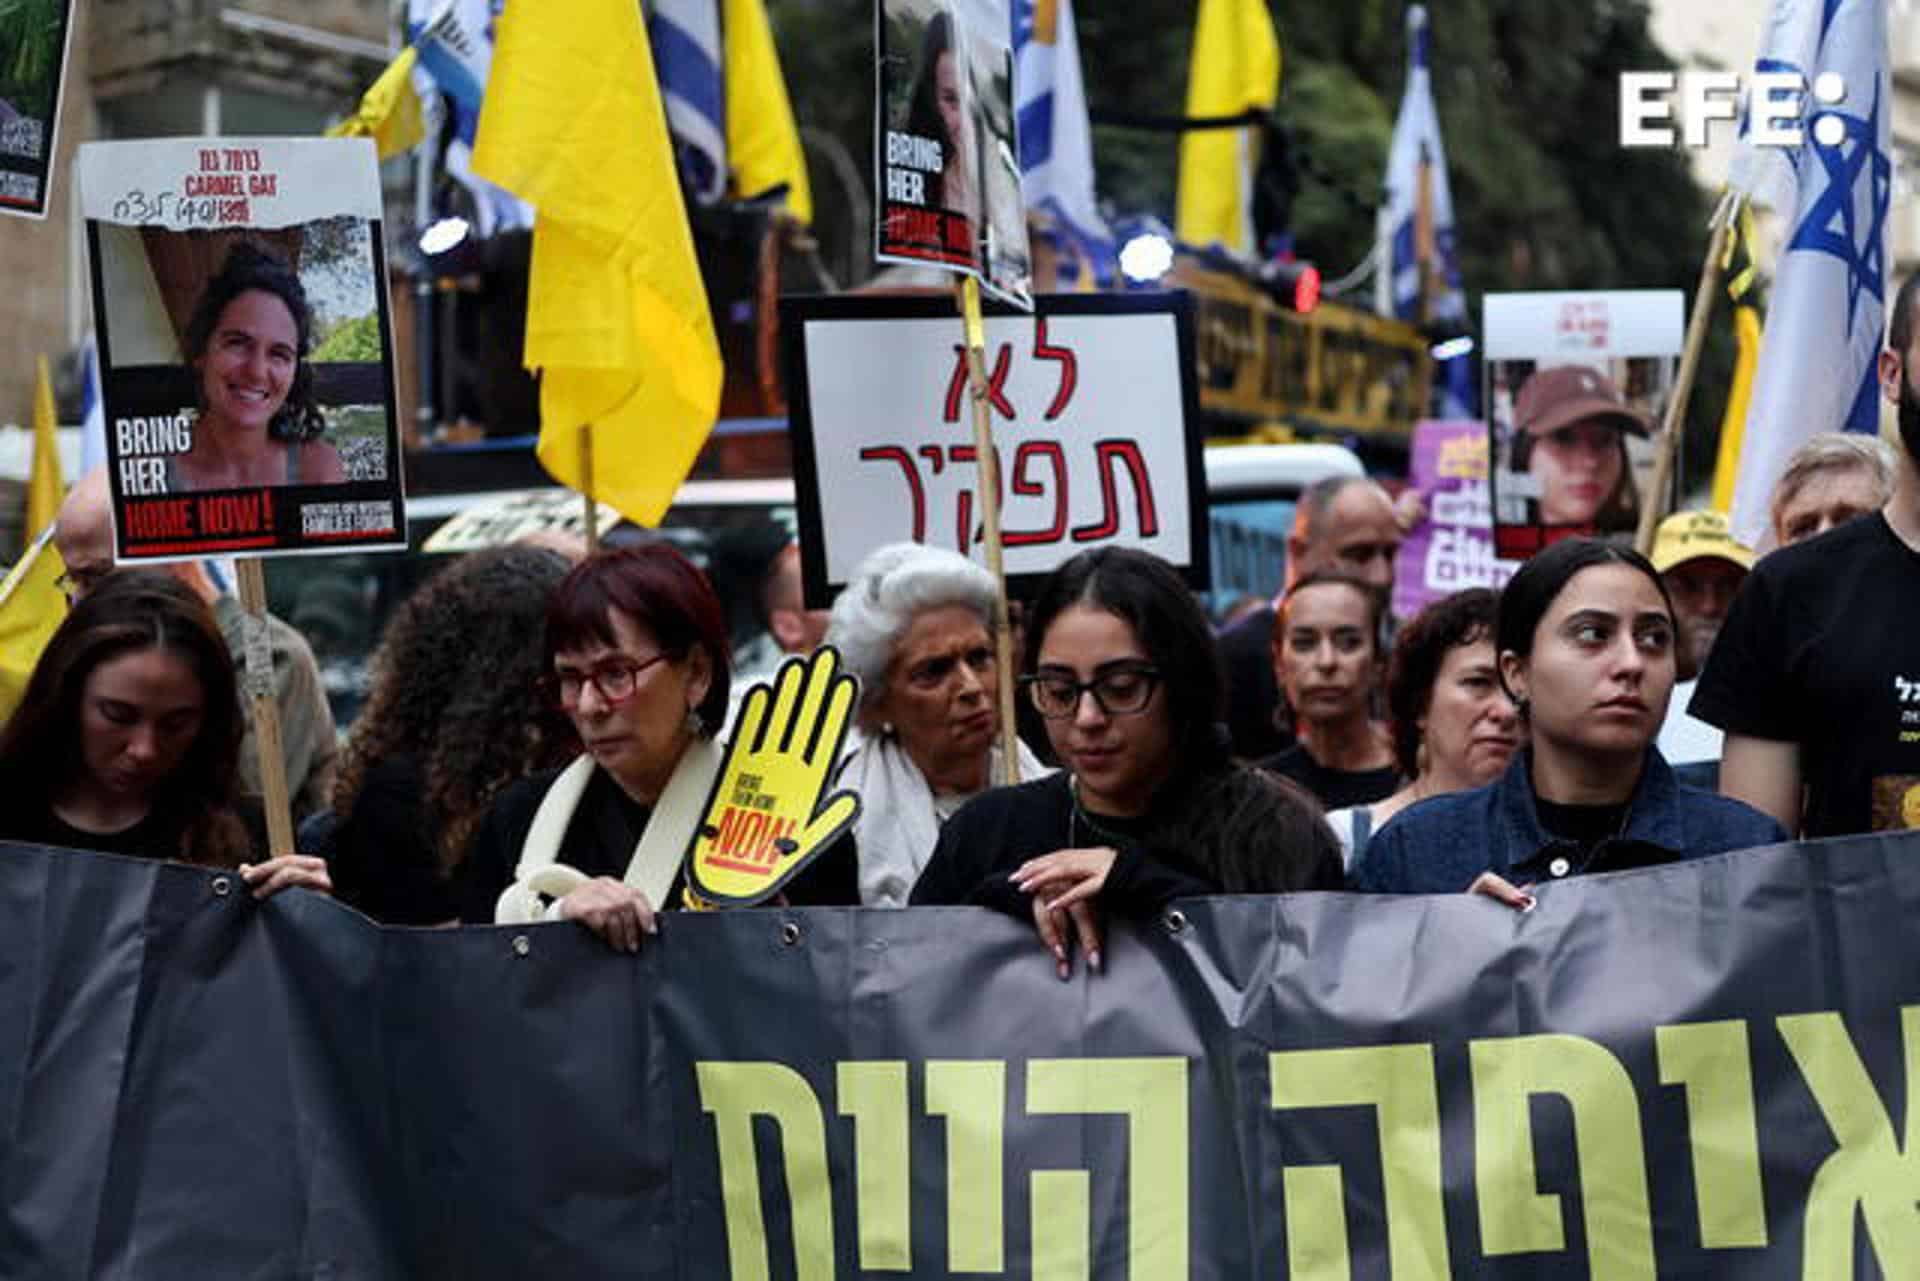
[828,542,1048,906]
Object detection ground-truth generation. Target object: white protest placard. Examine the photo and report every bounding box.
[784,293,1205,604]
[1481,289,1683,560]
[78,137,405,562]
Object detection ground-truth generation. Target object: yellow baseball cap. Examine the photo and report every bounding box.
[1650,510,1755,574]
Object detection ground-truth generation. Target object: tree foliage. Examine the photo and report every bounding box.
[769,0,1731,486]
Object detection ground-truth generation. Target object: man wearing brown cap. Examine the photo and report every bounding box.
[1499,366,1651,551]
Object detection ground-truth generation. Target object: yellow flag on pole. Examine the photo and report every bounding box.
[472,0,722,528]
[325,46,427,162]
[1711,305,1763,515]
[723,0,812,224]
[1175,0,1281,254]
[0,524,66,726]
[26,355,62,539]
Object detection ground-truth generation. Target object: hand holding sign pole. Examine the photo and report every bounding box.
[689,646,864,907]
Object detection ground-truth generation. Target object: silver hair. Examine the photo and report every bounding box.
[1769,432,1896,532]
[825,542,998,707]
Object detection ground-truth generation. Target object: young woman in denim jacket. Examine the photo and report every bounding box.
[1349,538,1785,901]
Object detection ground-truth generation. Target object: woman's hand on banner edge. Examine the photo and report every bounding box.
[239,855,333,901]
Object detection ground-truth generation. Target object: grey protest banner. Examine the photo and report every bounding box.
[0,834,1912,1277]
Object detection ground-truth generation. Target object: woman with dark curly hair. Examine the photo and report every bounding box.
[1323,589,1519,867]
[0,570,329,898]
[166,240,345,493]
[912,547,1341,978]
[325,545,576,924]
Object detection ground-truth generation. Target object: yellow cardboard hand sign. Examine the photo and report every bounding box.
[688,645,863,907]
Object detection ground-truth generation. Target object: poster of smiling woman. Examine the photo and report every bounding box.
[77,137,406,561]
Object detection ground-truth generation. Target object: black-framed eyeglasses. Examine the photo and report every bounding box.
[542,652,670,709]
[1021,663,1162,720]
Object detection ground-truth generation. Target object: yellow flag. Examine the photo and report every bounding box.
[0,525,66,727]
[326,46,426,161]
[1711,305,1762,514]
[472,0,722,528]
[723,0,813,224]
[1175,0,1281,254]
[26,355,62,539]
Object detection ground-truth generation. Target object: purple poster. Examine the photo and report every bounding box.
[1392,419,1520,620]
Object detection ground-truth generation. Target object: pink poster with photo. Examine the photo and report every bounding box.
[1391,419,1520,621]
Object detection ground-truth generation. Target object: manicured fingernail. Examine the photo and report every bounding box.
[1089,949,1103,973]
[1519,896,1537,913]
[1057,963,1070,982]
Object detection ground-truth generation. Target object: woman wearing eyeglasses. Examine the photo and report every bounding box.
[911,547,1341,977]
[458,545,857,948]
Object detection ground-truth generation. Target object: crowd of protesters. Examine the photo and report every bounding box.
[8,272,1920,972]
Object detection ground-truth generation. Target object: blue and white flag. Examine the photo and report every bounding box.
[77,334,104,477]
[1376,5,1471,416]
[1012,0,1113,285]
[649,0,728,207]
[408,0,533,237]
[1726,0,1889,547]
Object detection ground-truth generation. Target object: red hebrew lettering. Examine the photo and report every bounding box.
[943,347,969,424]
[1032,317,1078,421]
[947,445,1003,549]
[1071,440,1160,542]
[858,446,927,541]
[943,344,1017,423]
[918,445,946,476]
[982,345,1017,420]
[1004,441,1068,546]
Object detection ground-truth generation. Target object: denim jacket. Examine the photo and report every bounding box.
[1347,746,1788,895]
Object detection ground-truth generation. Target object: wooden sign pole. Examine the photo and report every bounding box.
[956,276,1021,786]
[233,558,294,859]
[1635,194,1736,556]
[579,423,600,554]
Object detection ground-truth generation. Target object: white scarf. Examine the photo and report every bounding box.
[839,727,1049,908]
[494,738,725,923]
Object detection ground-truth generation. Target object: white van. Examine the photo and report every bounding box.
[264,441,1363,726]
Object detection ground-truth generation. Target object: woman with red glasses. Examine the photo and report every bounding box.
[911,547,1341,978]
[459,544,856,948]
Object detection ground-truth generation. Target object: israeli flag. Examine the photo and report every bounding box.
[1726,0,1890,547]
[78,334,105,477]
[408,0,533,237]
[649,0,729,207]
[1376,6,1471,415]
[1012,0,1113,285]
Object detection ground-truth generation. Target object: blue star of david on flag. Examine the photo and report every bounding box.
[1723,0,1891,547]
[1787,73,1890,335]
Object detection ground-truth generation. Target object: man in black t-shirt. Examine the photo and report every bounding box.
[1690,269,1920,837]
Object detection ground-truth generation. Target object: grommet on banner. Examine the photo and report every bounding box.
[512,935,532,957]
[780,921,802,947]
[1164,909,1188,935]
[211,875,232,898]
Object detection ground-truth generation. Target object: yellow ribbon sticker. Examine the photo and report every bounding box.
[688,646,863,906]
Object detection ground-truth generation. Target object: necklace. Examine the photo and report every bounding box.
[1067,776,1133,848]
